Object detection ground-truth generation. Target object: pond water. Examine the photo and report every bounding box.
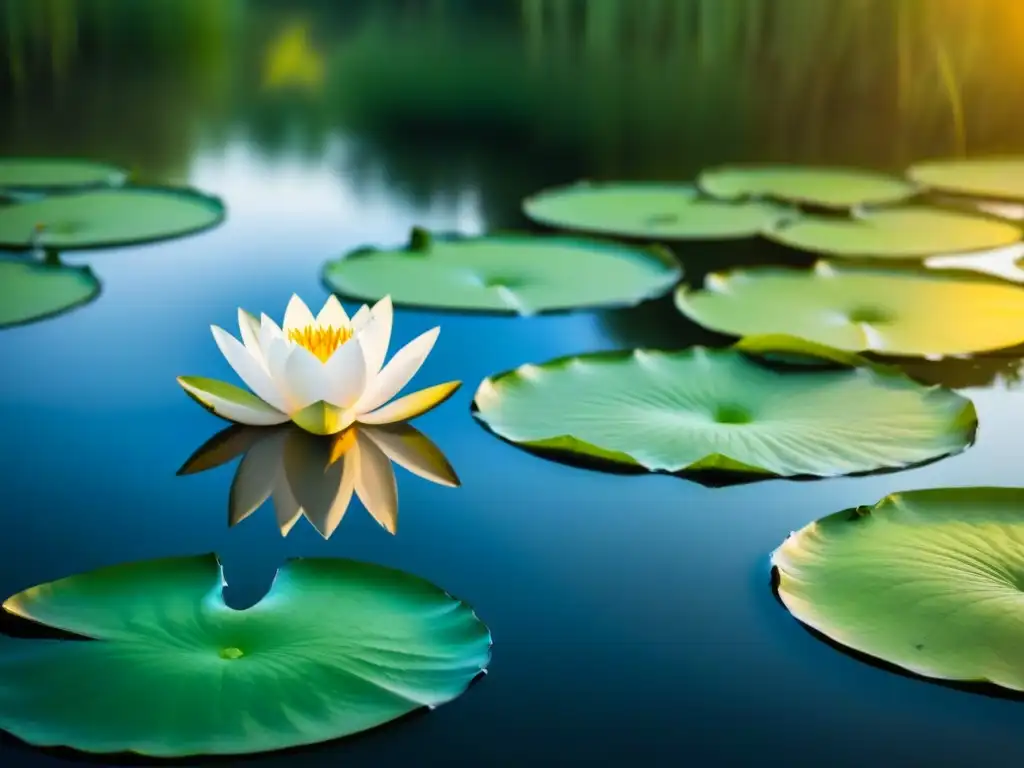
[4,0,1024,765]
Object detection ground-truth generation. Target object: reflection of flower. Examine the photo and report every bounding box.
[178,294,460,435]
[178,423,459,538]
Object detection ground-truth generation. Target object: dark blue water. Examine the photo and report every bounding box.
[4,2,1024,765]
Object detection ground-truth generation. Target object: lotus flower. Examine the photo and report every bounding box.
[178,422,459,538]
[177,294,460,435]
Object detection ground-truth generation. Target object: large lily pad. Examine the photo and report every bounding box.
[0,158,127,193]
[698,165,917,209]
[675,262,1024,357]
[472,336,976,478]
[0,255,101,328]
[0,186,225,250]
[322,228,682,315]
[521,181,793,240]
[766,205,1021,259]
[0,554,491,757]
[772,487,1024,693]
[908,157,1024,202]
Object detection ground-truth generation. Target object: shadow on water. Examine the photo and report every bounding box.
[768,567,1024,704]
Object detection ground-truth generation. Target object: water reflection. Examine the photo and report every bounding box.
[178,422,459,538]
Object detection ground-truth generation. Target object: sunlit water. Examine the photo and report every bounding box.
[4,1,1024,765]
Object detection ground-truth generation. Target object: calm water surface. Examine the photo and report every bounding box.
[4,1,1024,765]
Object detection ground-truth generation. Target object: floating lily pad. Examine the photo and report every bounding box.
[772,487,1024,693]
[0,186,225,250]
[521,181,792,240]
[0,255,101,328]
[322,228,682,315]
[472,336,975,478]
[675,263,1024,357]
[698,165,917,209]
[908,157,1024,202]
[0,554,490,757]
[0,158,127,193]
[766,205,1021,259]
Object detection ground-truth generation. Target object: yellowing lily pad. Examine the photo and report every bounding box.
[0,186,225,250]
[0,554,491,757]
[0,255,100,328]
[698,165,917,209]
[521,181,793,240]
[766,206,1021,259]
[908,157,1024,202]
[773,487,1024,693]
[674,262,1024,357]
[322,228,682,315]
[0,157,127,193]
[472,336,976,478]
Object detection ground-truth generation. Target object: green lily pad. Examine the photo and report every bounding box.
[0,553,491,757]
[908,157,1024,202]
[521,181,793,240]
[0,186,225,250]
[0,255,101,328]
[0,158,127,193]
[766,205,1021,259]
[698,165,917,209]
[472,336,976,478]
[675,262,1024,357]
[322,228,682,315]
[772,487,1024,693]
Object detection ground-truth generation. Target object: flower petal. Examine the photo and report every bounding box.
[177,376,289,426]
[290,400,355,435]
[358,380,461,425]
[323,337,367,409]
[281,428,355,539]
[282,345,332,410]
[262,336,296,411]
[237,309,265,362]
[355,296,393,380]
[283,294,315,335]
[353,429,399,534]
[211,325,290,412]
[350,303,371,331]
[356,326,440,414]
[270,473,304,536]
[315,294,349,329]
[259,313,284,350]
[227,430,285,526]
[361,424,460,487]
[176,425,266,476]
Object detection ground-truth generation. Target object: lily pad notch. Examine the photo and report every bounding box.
[0,157,128,193]
[0,553,491,757]
[522,180,795,240]
[0,185,226,250]
[322,226,683,315]
[0,255,101,329]
[773,487,1024,694]
[472,336,977,480]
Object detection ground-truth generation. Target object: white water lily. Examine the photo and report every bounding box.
[177,294,460,435]
[178,422,460,539]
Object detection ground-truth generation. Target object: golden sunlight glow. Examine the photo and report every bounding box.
[288,324,352,362]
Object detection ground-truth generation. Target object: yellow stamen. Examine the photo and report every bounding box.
[288,324,352,362]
